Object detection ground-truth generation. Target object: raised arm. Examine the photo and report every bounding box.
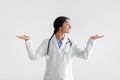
[72,35,104,60]
[16,35,48,61]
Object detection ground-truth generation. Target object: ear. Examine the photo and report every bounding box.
[59,27,62,30]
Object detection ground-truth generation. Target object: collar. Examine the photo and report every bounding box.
[51,34,69,49]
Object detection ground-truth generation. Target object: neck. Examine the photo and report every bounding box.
[55,31,65,41]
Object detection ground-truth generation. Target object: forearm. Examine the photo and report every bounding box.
[25,40,37,60]
[82,38,95,59]
[74,38,95,60]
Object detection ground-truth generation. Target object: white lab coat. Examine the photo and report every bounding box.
[25,35,94,80]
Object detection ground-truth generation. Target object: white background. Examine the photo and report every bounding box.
[0,0,120,80]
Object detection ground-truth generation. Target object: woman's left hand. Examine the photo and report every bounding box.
[90,35,104,40]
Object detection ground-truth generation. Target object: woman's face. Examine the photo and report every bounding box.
[60,19,71,33]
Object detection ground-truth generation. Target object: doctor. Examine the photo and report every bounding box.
[16,16,104,80]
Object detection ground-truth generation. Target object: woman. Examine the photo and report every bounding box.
[16,16,104,80]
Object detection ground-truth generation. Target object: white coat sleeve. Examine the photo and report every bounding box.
[72,38,95,60]
[25,39,48,61]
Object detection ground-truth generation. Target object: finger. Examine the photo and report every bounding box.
[98,35,104,37]
[24,35,28,37]
[96,35,98,36]
[16,36,21,38]
[16,36,24,39]
[97,36,104,38]
[16,35,20,37]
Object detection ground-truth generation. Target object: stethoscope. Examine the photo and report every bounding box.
[66,38,72,47]
[46,36,72,57]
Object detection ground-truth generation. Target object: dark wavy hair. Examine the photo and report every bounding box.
[47,16,70,55]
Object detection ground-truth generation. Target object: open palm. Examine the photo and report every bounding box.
[90,35,104,40]
[16,35,30,41]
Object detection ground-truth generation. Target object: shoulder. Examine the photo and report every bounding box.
[42,39,49,44]
[67,37,77,44]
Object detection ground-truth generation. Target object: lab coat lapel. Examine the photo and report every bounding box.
[50,35,69,53]
[51,35,59,52]
[60,35,68,50]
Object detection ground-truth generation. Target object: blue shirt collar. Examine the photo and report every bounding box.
[55,35,65,48]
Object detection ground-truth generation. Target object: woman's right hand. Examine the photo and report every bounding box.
[16,35,31,41]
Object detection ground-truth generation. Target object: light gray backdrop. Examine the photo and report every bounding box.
[0,0,120,80]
